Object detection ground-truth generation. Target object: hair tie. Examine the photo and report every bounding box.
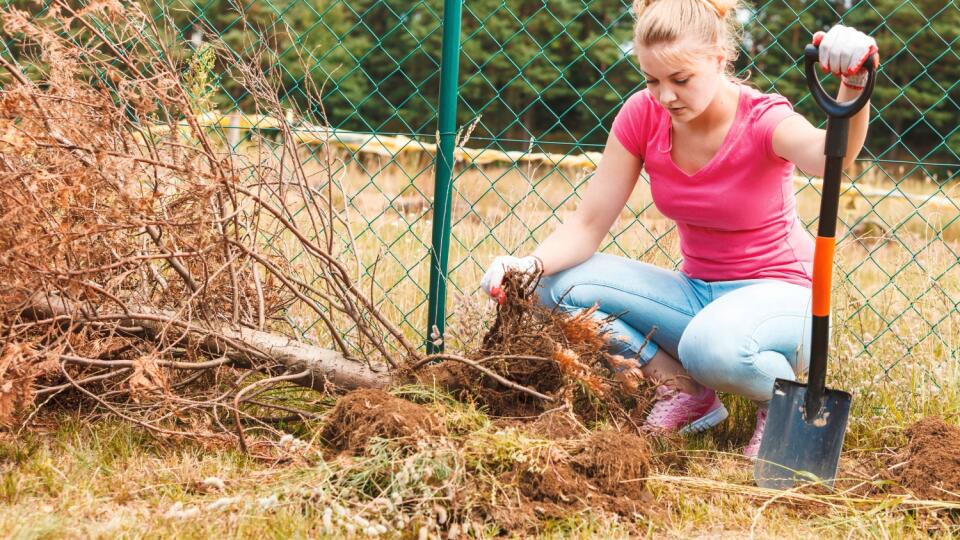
[701,0,727,17]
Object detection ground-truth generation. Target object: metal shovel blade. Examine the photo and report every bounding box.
[754,378,852,490]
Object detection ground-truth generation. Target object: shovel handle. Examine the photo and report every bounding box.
[803,43,876,418]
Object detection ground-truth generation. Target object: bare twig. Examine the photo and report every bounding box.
[417,353,555,402]
[232,369,312,452]
[143,225,200,292]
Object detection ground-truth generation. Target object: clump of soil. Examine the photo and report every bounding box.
[571,430,651,499]
[424,271,634,418]
[483,428,656,533]
[320,389,447,454]
[894,416,960,500]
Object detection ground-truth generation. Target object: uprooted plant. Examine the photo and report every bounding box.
[418,270,658,423]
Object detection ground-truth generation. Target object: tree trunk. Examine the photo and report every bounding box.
[23,294,393,392]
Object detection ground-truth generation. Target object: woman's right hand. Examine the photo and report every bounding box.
[813,25,879,90]
[480,255,543,303]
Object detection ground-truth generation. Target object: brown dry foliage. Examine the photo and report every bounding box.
[0,2,646,456]
[0,3,413,436]
[0,342,52,426]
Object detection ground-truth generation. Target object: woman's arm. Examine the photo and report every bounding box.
[771,25,878,177]
[770,83,870,177]
[531,132,643,275]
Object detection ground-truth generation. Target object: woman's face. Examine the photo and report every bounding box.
[636,42,725,123]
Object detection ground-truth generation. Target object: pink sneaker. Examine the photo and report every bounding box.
[644,386,728,435]
[743,408,768,458]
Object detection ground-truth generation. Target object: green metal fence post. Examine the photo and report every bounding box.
[426,0,463,354]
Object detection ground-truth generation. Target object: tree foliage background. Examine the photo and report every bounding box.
[4,0,957,178]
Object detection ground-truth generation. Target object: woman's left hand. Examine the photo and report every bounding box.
[813,25,879,90]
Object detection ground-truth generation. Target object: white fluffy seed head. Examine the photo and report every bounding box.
[201,476,226,491]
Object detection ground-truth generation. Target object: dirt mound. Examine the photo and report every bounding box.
[571,430,651,496]
[895,416,960,500]
[320,389,447,453]
[484,428,656,533]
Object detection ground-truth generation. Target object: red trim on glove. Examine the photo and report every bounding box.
[811,31,830,73]
[845,44,879,77]
[840,79,865,91]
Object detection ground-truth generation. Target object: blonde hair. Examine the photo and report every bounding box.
[632,0,743,74]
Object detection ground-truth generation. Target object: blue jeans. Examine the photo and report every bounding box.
[538,253,814,402]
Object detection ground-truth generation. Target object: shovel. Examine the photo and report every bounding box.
[754,43,877,490]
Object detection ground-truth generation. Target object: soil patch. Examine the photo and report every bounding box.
[895,416,960,500]
[320,389,447,454]
[571,430,651,498]
[482,428,656,533]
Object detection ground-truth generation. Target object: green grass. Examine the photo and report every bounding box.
[4,386,959,539]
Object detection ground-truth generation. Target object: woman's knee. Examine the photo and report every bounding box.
[678,317,795,400]
[677,318,738,382]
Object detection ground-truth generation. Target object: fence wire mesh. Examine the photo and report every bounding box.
[3,1,957,389]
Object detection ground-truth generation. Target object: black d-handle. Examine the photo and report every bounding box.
[804,44,877,119]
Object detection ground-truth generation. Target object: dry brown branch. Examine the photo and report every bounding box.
[144,224,199,292]
[0,3,417,443]
[23,294,392,392]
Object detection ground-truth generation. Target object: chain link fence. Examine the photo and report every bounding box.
[4,1,957,382]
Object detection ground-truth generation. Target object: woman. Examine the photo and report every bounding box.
[480,0,878,457]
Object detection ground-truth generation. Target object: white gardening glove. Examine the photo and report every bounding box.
[813,25,879,91]
[480,255,543,304]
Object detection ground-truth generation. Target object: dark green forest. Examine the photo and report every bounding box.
[4,0,958,177]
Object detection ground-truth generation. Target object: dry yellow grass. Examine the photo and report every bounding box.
[272,143,957,360]
[4,141,957,539]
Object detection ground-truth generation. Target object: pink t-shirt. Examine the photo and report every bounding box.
[612,85,814,287]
